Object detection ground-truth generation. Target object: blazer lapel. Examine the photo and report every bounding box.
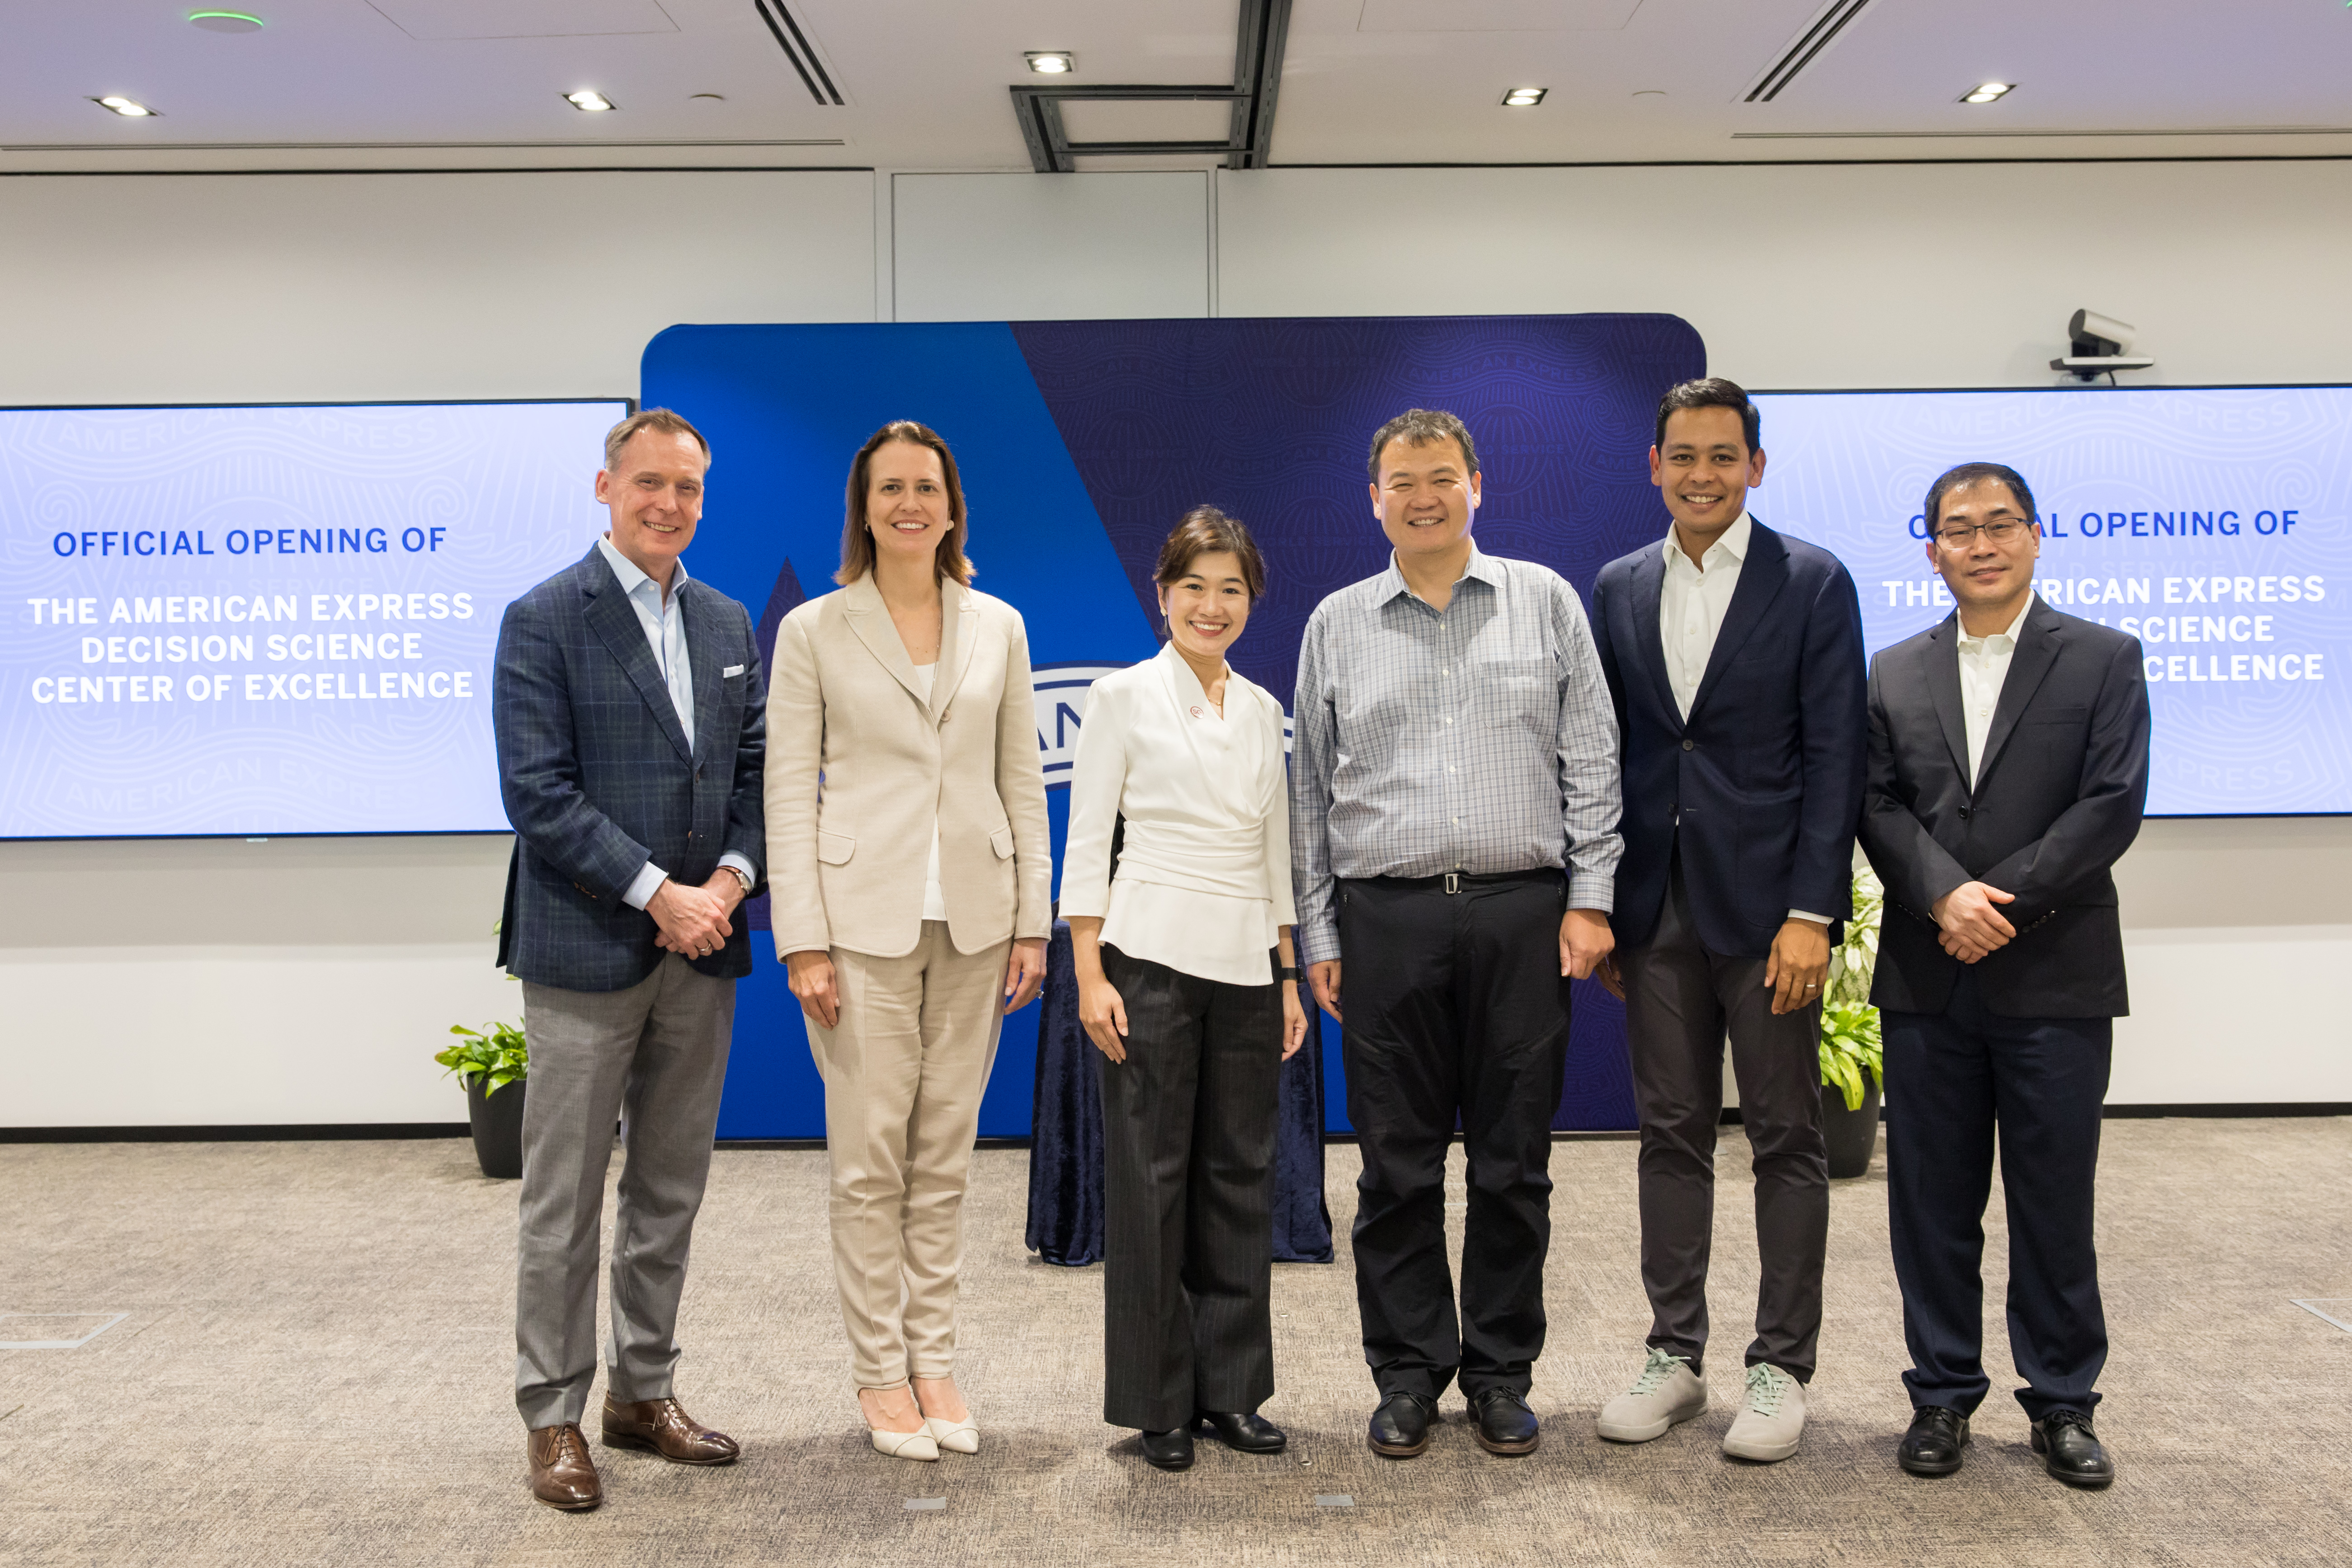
[682,582,724,763]
[1686,523,1789,725]
[1974,599,2065,791]
[840,573,929,709]
[935,579,980,720]
[581,548,693,764]
[1626,546,1683,730]
[1924,615,1971,786]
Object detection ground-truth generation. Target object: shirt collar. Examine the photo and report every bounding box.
[597,532,688,604]
[1660,511,1751,574]
[1957,598,2032,651]
[1378,542,1497,604]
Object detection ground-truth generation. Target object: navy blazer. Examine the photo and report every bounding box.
[1857,598,2149,1018]
[493,545,767,993]
[1590,518,1867,959]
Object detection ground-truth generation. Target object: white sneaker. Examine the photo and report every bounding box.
[1597,1348,1707,1442]
[1721,1363,1806,1462]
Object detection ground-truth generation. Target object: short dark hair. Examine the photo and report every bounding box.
[1367,408,1480,480]
[1155,505,1267,602]
[1654,377,1760,455]
[1923,462,2039,533]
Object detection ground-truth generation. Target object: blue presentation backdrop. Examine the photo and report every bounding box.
[0,400,629,838]
[642,313,1706,1140]
[1752,386,2348,816]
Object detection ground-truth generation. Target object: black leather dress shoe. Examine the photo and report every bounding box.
[1367,1393,1435,1458]
[1140,1427,1195,1472]
[1896,1406,1970,1477]
[1195,1410,1287,1454]
[2031,1409,2115,1489]
[1469,1389,1541,1456]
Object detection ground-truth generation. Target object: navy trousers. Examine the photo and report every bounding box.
[1883,968,2112,1421]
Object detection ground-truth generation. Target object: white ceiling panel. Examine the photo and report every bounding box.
[365,0,683,41]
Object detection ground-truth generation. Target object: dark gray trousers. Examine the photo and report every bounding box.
[1097,944,1281,1432]
[514,953,735,1430]
[1621,862,1829,1382]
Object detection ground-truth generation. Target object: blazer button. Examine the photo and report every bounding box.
[1681,739,1696,751]
[1958,806,1972,819]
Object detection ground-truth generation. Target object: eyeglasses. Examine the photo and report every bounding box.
[1932,519,2031,547]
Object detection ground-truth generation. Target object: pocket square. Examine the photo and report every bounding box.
[722,664,745,678]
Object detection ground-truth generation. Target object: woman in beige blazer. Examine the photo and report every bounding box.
[765,420,1052,1462]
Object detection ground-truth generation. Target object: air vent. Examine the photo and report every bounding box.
[1743,0,1874,104]
[752,0,842,106]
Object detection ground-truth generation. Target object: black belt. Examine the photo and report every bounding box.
[1355,867,1562,895]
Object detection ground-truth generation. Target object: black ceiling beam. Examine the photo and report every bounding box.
[1007,0,1290,173]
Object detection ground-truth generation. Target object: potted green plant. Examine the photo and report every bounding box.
[1819,867,1885,1179]
[437,1021,528,1179]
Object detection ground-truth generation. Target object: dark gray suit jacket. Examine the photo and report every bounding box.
[1857,598,2149,1018]
[493,545,767,993]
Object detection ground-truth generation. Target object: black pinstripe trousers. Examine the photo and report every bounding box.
[1097,944,1283,1432]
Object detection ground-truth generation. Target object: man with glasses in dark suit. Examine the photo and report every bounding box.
[1859,462,2149,1490]
[493,408,767,1511]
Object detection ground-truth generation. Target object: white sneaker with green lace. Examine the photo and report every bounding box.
[1596,1348,1707,1442]
[1721,1363,1806,1461]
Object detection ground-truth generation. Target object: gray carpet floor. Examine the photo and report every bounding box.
[4,1117,2349,1567]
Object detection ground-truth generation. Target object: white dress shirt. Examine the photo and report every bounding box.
[910,662,950,922]
[1957,599,2033,788]
[595,534,754,912]
[1062,644,1298,987]
[1657,514,1830,928]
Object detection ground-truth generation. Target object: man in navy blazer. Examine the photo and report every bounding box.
[1588,379,1866,1463]
[493,408,766,1511]
[1860,462,2148,1489]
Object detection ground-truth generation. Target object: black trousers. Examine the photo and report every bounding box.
[1884,967,2112,1421]
[1097,944,1282,1431]
[1338,871,1570,1402]
[1621,858,1828,1381]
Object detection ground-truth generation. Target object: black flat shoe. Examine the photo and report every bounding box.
[1367,1393,1435,1458]
[1140,1426,1195,1472]
[2031,1409,2114,1489]
[1468,1388,1541,1456]
[1194,1410,1287,1454]
[1897,1406,1970,1477]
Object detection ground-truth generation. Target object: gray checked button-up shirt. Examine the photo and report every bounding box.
[1288,546,1624,966]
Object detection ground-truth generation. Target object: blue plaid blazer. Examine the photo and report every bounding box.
[493,545,767,992]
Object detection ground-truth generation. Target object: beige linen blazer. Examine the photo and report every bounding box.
[765,573,1052,960]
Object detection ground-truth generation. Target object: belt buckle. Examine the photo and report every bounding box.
[1443,872,1461,895]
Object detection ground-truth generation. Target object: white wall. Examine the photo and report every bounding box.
[4,160,2345,1126]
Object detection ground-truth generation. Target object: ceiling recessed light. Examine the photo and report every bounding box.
[92,95,159,117]
[187,10,263,32]
[1024,51,1075,75]
[1961,82,2014,104]
[1501,87,1547,108]
[564,89,616,112]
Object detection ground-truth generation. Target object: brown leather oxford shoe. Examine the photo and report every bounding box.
[600,1394,741,1465]
[527,1423,603,1511]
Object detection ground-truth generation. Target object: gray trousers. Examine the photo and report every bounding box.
[1621,862,1829,1382]
[514,953,735,1430]
[1098,945,1281,1432]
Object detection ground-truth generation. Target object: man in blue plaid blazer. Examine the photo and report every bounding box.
[492,408,766,1512]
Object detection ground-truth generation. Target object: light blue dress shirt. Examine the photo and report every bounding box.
[594,534,754,912]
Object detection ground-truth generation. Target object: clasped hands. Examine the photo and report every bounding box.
[648,871,744,961]
[786,938,1049,1031]
[1931,880,2017,963]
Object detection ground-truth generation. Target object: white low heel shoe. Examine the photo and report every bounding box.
[924,1416,979,1455]
[867,1425,940,1461]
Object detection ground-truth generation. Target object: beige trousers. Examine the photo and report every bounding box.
[806,920,1009,1389]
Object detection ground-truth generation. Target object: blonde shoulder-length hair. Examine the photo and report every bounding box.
[835,420,974,586]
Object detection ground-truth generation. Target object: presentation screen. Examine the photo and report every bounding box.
[1753,386,2348,817]
[0,398,631,838]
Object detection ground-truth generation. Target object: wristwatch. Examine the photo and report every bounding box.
[1277,965,1300,981]
[726,865,754,897]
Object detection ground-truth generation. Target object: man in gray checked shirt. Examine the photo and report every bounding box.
[1291,408,1624,1461]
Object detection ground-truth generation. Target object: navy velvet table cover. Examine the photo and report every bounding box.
[1024,921,1334,1266]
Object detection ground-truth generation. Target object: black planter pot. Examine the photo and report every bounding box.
[465,1072,528,1180]
[1821,1078,1882,1179]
